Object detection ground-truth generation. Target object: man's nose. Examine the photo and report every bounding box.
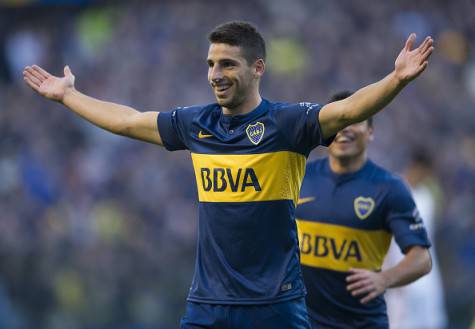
[210,67,224,83]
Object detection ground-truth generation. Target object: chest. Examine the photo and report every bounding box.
[188,110,292,155]
[297,178,388,230]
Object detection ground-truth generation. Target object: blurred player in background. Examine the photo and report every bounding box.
[384,149,448,329]
[296,91,433,329]
[23,21,433,329]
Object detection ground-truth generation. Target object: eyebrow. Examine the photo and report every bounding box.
[206,58,239,65]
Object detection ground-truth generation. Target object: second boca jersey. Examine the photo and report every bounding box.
[296,159,431,328]
[157,99,332,304]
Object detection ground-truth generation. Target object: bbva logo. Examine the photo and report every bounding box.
[299,233,362,262]
[200,168,262,192]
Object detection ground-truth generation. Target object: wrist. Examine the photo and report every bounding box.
[61,87,77,104]
[390,70,411,89]
[379,270,393,290]
[390,70,409,89]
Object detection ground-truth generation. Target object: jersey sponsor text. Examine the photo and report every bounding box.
[200,167,262,192]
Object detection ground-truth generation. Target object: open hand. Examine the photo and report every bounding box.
[346,268,388,304]
[23,65,75,102]
[394,34,434,83]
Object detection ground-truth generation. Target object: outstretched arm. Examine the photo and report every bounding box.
[319,34,434,139]
[23,65,163,145]
[346,245,432,304]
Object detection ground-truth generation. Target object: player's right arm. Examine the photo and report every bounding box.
[346,177,432,304]
[346,245,431,304]
[23,65,163,145]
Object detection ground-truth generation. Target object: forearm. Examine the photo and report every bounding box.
[381,246,432,289]
[62,88,140,135]
[342,71,405,123]
[319,71,407,138]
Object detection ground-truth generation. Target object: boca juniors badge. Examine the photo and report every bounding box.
[246,122,265,145]
[354,196,375,220]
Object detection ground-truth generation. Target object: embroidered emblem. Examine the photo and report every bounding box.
[246,122,265,145]
[354,196,375,220]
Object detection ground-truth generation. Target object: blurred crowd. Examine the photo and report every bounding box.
[0,0,474,328]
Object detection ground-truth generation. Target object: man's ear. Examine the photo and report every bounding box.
[254,59,265,78]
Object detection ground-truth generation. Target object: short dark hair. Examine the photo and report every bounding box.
[208,21,266,65]
[327,90,373,127]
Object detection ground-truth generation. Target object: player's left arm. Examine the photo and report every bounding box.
[318,34,434,139]
[346,245,431,304]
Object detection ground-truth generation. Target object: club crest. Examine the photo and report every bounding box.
[354,196,375,220]
[246,122,265,145]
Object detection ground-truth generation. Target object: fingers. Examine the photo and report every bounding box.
[23,67,41,88]
[23,74,41,93]
[349,282,373,297]
[404,33,416,51]
[23,65,52,94]
[26,73,41,86]
[32,64,51,79]
[346,275,381,304]
[420,45,434,63]
[419,61,429,73]
[360,291,379,304]
[416,36,433,64]
[346,268,384,304]
[24,66,44,83]
[346,268,367,282]
[411,61,429,79]
[418,36,433,54]
[346,269,372,295]
[347,278,371,292]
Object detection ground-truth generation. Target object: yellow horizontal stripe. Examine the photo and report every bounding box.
[296,220,391,272]
[191,151,306,203]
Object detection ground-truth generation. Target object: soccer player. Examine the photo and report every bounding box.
[23,21,433,329]
[296,91,433,329]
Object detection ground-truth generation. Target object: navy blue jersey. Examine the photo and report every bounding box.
[296,158,431,328]
[158,99,333,305]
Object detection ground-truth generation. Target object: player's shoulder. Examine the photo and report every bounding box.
[268,101,322,128]
[367,161,411,196]
[171,103,220,124]
[174,103,217,115]
[269,101,322,113]
[305,158,327,177]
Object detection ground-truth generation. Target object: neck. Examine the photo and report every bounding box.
[222,90,262,116]
[329,153,367,174]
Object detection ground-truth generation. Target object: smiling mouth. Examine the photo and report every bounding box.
[335,135,354,144]
[216,85,231,91]
[214,85,232,97]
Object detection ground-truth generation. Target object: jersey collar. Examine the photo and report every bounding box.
[220,99,269,128]
[325,158,372,184]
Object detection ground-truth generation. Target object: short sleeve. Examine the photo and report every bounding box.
[157,107,194,151]
[385,179,432,253]
[276,102,335,156]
